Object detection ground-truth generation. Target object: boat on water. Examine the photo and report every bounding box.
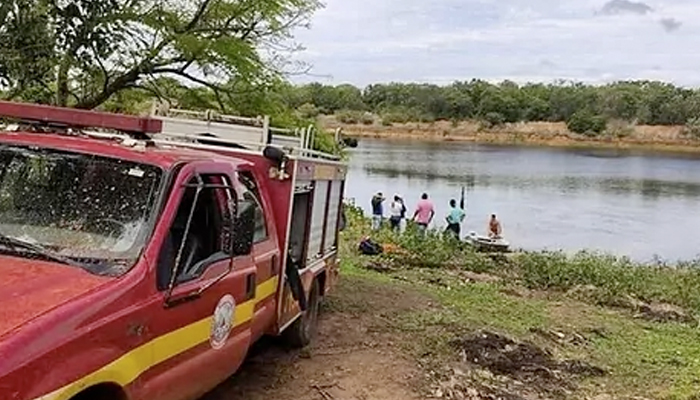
[465,231,511,253]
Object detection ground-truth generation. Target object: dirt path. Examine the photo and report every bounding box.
[202,276,430,400]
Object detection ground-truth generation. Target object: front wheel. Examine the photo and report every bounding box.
[283,279,321,348]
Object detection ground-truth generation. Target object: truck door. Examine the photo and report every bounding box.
[139,163,258,400]
[236,170,280,340]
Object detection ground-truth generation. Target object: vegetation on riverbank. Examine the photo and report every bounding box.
[286,81,700,135]
[339,204,700,398]
[324,117,700,153]
[299,81,700,152]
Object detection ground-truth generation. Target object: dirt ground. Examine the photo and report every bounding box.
[202,276,431,400]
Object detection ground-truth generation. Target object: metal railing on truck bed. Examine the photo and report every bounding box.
[150,103,341,161]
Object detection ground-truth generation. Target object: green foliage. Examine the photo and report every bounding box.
[360,112,375,125]
[682,117,700,140]
[296,103,320,119]
[336,109,363,124]
[311,126,339,155]
[567,110,608,136]
[0,0,55,103]
[482,112,506,128]
[0,0,321,109]
[343,210,700,314]
[282,80,700,127]
[380,110,412,125]
[515,250,700,311]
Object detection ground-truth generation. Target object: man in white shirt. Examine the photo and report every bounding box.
[388,194,406,233]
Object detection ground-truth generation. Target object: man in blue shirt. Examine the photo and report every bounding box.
[371,192,385,230]
[445,199,465,238]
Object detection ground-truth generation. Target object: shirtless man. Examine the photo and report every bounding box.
[488,214,502,238]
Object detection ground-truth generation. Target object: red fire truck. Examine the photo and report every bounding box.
[0,101,347,400]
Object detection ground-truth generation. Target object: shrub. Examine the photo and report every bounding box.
[361,112,375,125]
[296,103,320,119]
[682,117,700,140]
[418,113,436,123]
[381,111,411,125]
[336,109,363,124]
[482,112,505,128]
[605,119,634,138]
[567,111,607,136]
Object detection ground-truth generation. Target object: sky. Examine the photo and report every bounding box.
[290,0,700,87]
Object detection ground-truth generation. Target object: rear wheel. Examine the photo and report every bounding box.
[283,279,321,348]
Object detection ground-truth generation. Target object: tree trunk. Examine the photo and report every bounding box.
[56,55,71,107]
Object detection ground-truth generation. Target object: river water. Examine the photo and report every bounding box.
[345,139,700,262]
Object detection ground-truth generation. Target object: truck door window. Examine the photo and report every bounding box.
[157,174,234,290]
[238,172,267,243]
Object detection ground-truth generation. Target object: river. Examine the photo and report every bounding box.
[345,138,700,262]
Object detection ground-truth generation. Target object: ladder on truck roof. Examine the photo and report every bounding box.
[0,100,340,161]
[150,102,337,160]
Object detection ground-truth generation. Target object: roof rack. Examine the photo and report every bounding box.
[150,102,339,160]
[0,100,340,161]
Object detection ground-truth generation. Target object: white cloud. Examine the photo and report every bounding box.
[599,0,654,15]
[290,0,700,87]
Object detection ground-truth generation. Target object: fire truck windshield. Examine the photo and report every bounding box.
[0,145,163,273]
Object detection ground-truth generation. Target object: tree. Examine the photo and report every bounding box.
[0,1,55,103]
[276,80,700,128]
[296,102,320,118]
[567,111,607,136]
[0,0,321,109]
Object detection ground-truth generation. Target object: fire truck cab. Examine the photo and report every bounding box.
[0,101,347,400]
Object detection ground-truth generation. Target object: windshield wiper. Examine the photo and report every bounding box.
[0,233,84,268]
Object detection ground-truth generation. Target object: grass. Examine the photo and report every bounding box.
[338,205,700,398]
[338,259,700,399]
[343,204,700,315]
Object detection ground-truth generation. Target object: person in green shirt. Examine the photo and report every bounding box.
[445,199,466,238]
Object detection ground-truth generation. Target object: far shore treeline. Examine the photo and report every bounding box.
[281,80,700,135]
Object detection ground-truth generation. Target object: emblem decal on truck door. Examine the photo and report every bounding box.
[210,294,236,349]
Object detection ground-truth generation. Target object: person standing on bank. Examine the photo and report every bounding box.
[389,194,406,233]
[371,192,385,231]
[413,193,435,236]
[398,194,408,233]
[488,213,502,238]
[445,199,466,238]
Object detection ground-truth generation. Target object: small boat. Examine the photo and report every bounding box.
[465,231,511,253]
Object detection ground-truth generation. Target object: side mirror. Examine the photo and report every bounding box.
[263,145,287,164]
[231,201,255,256]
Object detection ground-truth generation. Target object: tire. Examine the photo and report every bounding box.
[283,279,321,348]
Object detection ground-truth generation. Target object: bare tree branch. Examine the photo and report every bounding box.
[152,67,230,111]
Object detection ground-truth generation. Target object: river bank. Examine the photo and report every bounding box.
[323,117,700,154]
[339,205,700,399]
[201,208,700,400]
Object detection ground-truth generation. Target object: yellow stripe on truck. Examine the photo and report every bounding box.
[35,276,279,400]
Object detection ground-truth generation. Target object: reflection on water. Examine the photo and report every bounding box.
[363,166,700,199]
[346,139,700,262]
